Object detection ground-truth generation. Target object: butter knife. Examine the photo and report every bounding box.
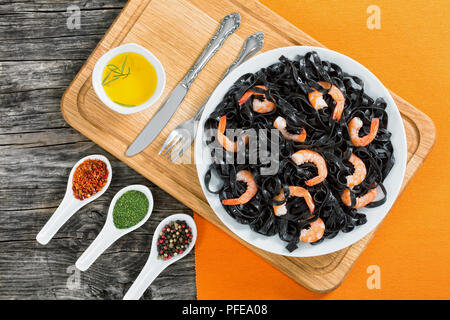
[126,13,241,157]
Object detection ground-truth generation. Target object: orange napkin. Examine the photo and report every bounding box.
[195,0,450,299]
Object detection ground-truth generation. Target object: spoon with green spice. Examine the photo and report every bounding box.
[123,213,197,300]
[75,185,153,271]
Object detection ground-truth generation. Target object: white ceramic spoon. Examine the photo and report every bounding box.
[123,213,197,300]
[75,184,154,271]
[36,154,113,245]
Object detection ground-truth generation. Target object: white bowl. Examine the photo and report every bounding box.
[194,46,407,257]
[92,43,166,115]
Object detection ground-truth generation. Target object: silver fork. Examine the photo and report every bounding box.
[159,32,265,162]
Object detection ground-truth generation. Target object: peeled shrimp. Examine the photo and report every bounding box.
[341,188,378,209]
[308,81,345,121]
[222,170,258,205]
[291,150,328,186]
[238,85,275,114]
[273,186,315,216]
[273,116,307,142]
[217,115,248,152]
[273,186,323,242]
[348,117,379,147]
[346,153,367,188]
[340,153,371,207]
[308,89,328,110]
[300,217,325,243]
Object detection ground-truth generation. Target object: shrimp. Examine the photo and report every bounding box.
[222,170,258,205]
[238,85,275,114]
[273,116,307,142]
[217,115,248,152]
[341,188,378,209]
[238,85,267,105]
[299,217,325,243]
[273,186,315,216]
[291,150,328,186]
[272,186,323,242]
[348,117,379,147]
[340,153,369,207]
[308,89,328,110]
[346,153,367,188]
[308,81,345,121]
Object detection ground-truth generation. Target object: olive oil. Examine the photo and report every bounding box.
[102,52,157,107]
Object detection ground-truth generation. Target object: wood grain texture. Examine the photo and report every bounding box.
[0,0,196,300]
[60,0,436,293]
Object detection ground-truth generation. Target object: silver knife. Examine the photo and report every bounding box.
[126,13,241,157]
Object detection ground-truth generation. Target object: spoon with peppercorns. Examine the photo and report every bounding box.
[36,154,112,245]
[123,213,197,300]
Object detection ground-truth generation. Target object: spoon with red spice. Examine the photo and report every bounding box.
[36,154,112,245]
[123,213,197,300]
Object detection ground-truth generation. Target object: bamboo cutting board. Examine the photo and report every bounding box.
[61,0,436,292]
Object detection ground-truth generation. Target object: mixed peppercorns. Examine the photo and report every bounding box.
[157,220,193,261]
[72,159,108,200]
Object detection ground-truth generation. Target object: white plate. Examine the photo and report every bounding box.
[194,46,407,257]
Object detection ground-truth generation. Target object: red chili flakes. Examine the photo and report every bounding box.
[72,159,108,200]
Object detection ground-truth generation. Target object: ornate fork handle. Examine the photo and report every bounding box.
[193,32,265,121]
[181,13,241,88]
[222,32,264,79]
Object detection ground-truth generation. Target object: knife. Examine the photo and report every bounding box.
[126,13,241,157]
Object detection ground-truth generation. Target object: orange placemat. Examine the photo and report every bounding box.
[195,0,450,299]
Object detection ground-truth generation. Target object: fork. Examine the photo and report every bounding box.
[159,32,265,162]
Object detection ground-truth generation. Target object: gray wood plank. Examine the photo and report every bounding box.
[0,0,197,300]
[0,0,127,12]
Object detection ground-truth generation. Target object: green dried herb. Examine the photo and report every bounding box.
[113,190,149,229]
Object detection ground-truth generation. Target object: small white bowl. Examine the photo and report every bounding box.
[92,43,166,115]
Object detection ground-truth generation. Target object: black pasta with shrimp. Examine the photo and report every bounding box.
[203,51,395,252]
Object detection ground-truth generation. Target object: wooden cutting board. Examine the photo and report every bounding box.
[61,0,436,292]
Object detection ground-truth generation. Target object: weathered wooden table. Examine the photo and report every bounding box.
[0,0,196,300]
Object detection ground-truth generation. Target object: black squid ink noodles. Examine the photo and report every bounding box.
[203,51,394,252]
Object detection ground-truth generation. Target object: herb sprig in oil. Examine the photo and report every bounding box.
[102,55,131,86]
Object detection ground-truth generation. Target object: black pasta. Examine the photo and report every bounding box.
[203,51,395,252]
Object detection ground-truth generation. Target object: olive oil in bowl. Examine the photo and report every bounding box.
[92,43,166,114]
[102,52,158,107]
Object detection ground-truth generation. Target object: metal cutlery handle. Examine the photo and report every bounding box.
[125,13,241,157]
[222,32,264,79]
[181,13,241,88]
[193,32,265,121]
